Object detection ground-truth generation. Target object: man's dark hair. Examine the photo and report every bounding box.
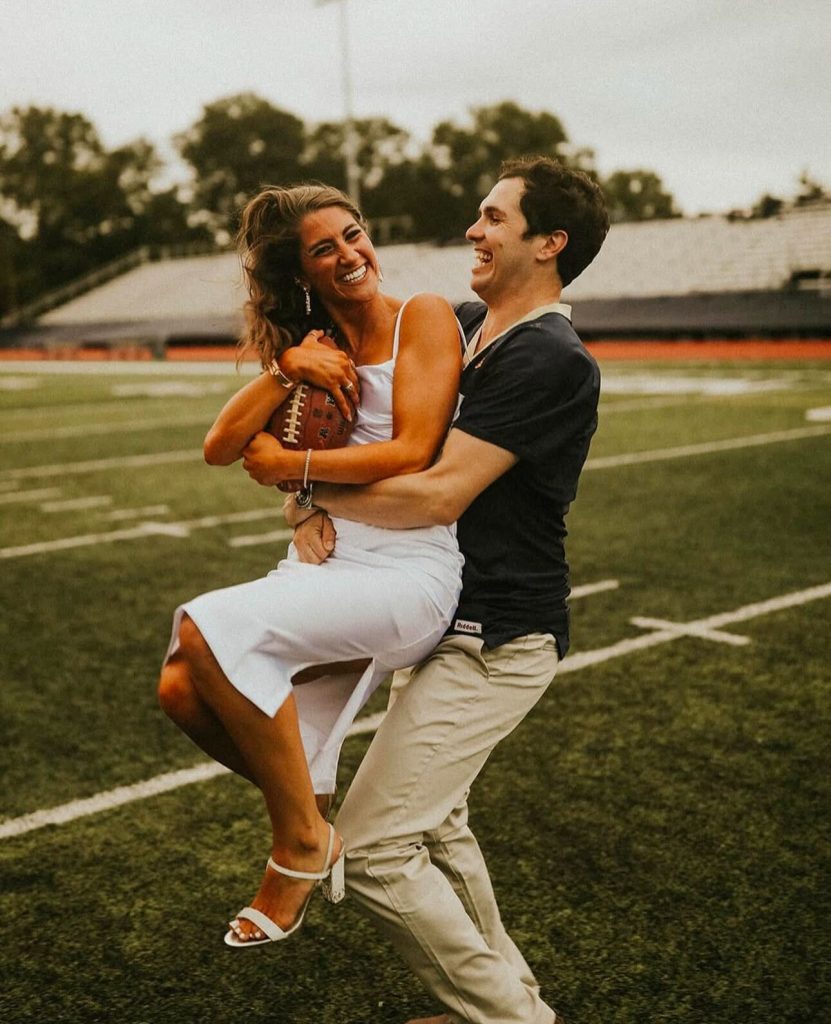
[498,156,609,286]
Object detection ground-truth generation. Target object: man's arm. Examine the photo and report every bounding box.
[308,427,518,529]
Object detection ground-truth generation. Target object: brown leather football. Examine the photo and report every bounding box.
[266,375,354,492]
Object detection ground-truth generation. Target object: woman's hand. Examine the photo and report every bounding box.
[242,432,291,487]
[279,330,360,421]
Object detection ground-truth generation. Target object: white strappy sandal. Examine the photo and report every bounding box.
[224,823,345,948]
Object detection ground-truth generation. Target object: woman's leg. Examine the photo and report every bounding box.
[159,635,344,815]
[177,614,342,941]
[158,652,256,783]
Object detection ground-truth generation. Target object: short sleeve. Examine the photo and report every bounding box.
[454,328,599,463]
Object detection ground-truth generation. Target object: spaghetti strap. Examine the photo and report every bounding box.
[391,296,413,359]
[392,293,465,359]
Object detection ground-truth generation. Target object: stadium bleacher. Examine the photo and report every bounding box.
[2,204,829,353]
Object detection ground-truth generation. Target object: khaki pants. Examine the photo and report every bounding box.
[336,633,560,1024]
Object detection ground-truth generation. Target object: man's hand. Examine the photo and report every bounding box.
[242,431,289,487]
[292,510,337,564]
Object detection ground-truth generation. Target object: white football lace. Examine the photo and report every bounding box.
[281,386,308,446]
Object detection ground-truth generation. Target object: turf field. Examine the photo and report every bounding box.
[1,358,830,1023]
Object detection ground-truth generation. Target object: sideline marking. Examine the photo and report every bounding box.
[806,406,831,422]
[2,581,828,841]
[585,425,831,470]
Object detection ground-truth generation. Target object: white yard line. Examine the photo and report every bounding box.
[0,449,202,481]
[561,581,831,675]
[228,528,296,548]
[1,415,211,443]
[1,580,829,842]
[599,397,692,415]
[0,711,386,840]
[0,507,281,560]
[570,579,619,599]
[40,495,113,513]
[0,424,826,562]
[0,486,62,505]
[585,425,831,470]
[4,423,829,485]
[101,504,170,521]
[0,360,252,377]
[629,616,751,647]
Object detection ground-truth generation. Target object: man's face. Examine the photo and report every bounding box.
[465,177,537,302]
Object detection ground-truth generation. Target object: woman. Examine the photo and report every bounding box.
[158,184,463,947]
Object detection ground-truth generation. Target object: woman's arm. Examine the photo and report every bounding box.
[241,294,461,485]
[203,331,360,466]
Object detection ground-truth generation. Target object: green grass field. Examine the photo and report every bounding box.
[1,359,830,1024]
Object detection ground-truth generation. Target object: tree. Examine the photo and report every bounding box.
[176,93,305,238]
[0,105,199,312]
[303,116,411,194]
[421,101,576,237]
[601,169,678,222]
[794,171,829,208]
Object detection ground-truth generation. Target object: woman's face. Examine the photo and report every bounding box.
[297,205,380,307]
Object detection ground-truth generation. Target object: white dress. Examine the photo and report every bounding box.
[164,300,464,793]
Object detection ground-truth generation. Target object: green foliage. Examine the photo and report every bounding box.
[0,106,204,316]
[602,168,679,222]
[175,92,306,238]
[425,101,574,237]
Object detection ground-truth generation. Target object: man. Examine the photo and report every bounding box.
[290,156,609,1024]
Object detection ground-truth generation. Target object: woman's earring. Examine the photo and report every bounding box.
[378,267,384,285]
[299,283,311,316]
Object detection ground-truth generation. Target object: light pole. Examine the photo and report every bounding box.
[316,0,361,207]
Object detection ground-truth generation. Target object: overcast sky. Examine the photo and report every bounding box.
[2,0,828,215]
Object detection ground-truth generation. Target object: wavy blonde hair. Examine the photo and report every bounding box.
[236,183,366,367]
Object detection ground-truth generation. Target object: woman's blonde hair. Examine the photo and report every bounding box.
[236,183,366,367]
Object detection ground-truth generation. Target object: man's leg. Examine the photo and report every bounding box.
[384,670,538,990]
[424,800,540,993]
[336,633,560,1024]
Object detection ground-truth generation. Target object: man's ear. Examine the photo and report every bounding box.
[537,229,568,264]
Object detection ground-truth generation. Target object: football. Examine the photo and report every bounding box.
[266,381,354,492]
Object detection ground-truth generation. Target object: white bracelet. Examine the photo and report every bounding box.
[267,358,299,391]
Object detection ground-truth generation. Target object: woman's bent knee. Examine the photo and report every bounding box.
[158,660,197,721]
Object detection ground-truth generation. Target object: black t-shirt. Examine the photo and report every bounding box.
[447,301,600,657]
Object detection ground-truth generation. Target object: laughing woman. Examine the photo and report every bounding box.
[157,184,462,947]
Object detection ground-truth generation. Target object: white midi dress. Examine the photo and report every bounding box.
[164,301,464,793]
